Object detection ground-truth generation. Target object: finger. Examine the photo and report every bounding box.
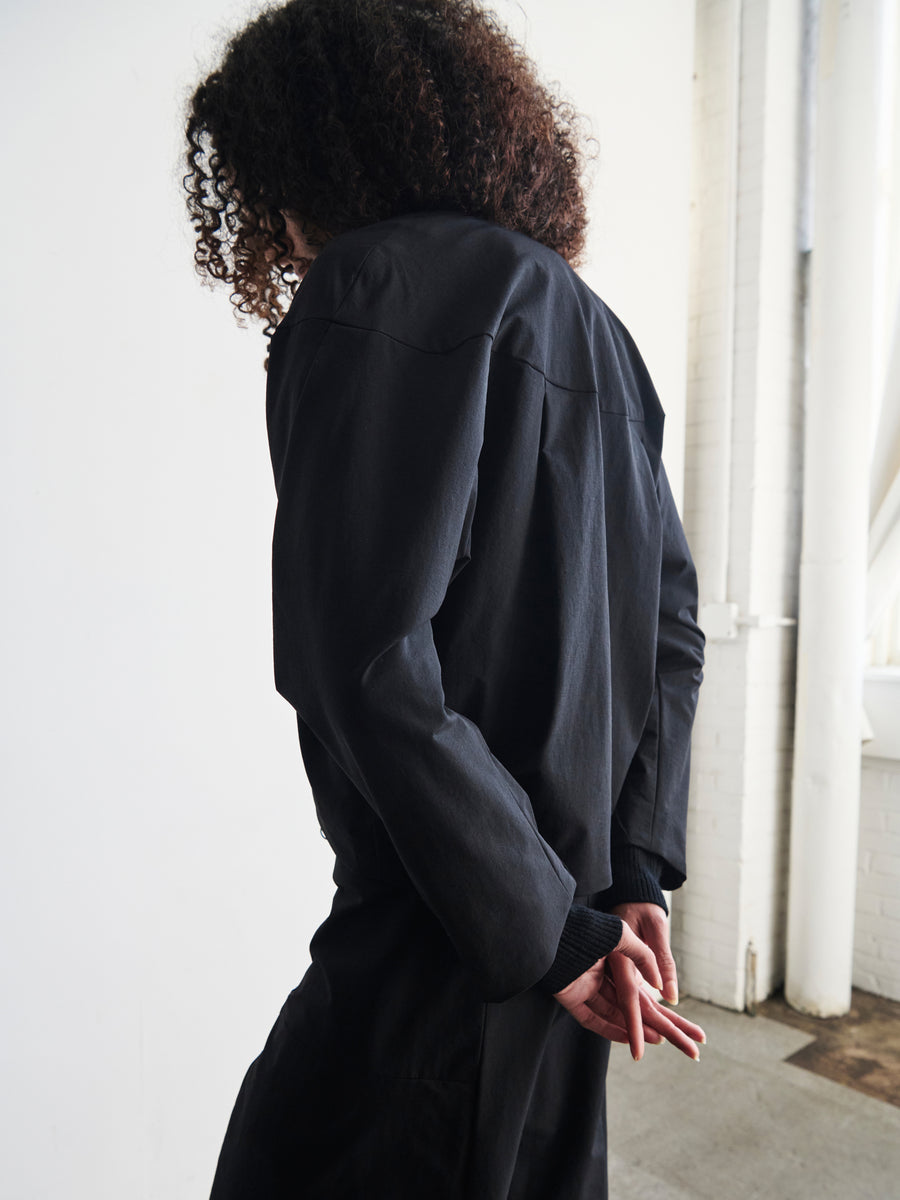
[605,957,674,1060]
[645,1017,700,1060]
[616,923,664,993]
[632,977,704,1037]
[642,913,679,1005]
[567,1001,632,1043]
[645,999,707,1044]
[608,951,644,1061]
[638,991,703,1060]
[590,980,665,1045]
[585,993,664,1046]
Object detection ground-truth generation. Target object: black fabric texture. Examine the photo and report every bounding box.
[210,880,615,1200]
[535,905,623,995]
[596,845,670,914]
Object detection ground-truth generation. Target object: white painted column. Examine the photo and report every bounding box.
[785,0,882,1016]
[676,0,806,1011]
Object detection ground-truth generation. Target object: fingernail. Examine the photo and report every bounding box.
[699,1032,707,1044]
[692,1050,701,1062]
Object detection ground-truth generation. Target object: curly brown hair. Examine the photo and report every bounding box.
[184,0,593,341]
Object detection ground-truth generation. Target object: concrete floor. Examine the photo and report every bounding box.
[606,996,900,1199]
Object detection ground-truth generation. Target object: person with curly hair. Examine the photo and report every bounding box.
[185,2,707,1196]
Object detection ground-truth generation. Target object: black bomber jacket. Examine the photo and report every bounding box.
[264,209,706,1003]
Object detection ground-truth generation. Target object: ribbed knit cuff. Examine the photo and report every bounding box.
[595,845,669,914]
[535,904,623,995]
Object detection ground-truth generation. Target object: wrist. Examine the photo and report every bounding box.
[536,904,623,995]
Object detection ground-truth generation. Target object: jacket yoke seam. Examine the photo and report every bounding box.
[282,315,647,421]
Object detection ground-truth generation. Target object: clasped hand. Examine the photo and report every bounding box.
[552,901,706,1062]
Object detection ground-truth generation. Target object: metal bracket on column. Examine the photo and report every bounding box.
[700,601,798,640]
[737,613,798,629]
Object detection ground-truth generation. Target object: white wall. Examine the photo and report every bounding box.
[671,0,805,1010]
[0,2,695,1197]
[854,757,900,1002]
[495,0,696,494]
[1,3,334,1197]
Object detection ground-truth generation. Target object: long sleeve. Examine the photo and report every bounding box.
[530,461,701,998]
[608,456,706,891]
[535,449,705,996]
[266,315,582,1003]
[596,845,669,911]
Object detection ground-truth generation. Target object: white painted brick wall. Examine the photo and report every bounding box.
[853,759,900,1001]
[677,0,898,1012]
[674,0,803,1010]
